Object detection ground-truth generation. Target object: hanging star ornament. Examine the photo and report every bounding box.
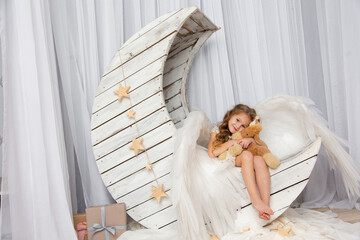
[114,83,130,101]
[149,184,168,203]
[146,163,153,170]
[129,137,146,155]
[274,225,291,236]
[210,234,220,240]
[127,110,136,119]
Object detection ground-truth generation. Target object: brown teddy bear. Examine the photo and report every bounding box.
[218,124,280,169]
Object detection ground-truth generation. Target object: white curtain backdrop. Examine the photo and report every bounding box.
[0,0,359,239]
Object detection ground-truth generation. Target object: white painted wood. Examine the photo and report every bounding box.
[124,10,180,45]
[190,9,219,30]
[236,138,321,227]
[163,62,187,88]
[93,107,170,160]
[106,140,174,197]
[168,37,198,59]
[182,16,206,33]
[107,154,173,195]
[237,181,309,227]
[164,79,182,100]
[92,76,163,130]
[93,56,165,110]
[138,204,177,229]
[128,189,173,223]
[269,138,321,175]
[91,7,319,230]
[159,221,178,230]
[92,94,166,145]
[165,94,182,112]
[96,122,175,173]
[95,33,173,97]
[164,45,193,74]
[169,107,187,125]
[118,173,172,213]
[103,7,199,76]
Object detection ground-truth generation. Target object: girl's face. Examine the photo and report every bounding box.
[228,113,251,134]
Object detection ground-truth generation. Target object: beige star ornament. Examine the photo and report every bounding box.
[146,163,153,170]
[114,83,130,101]
[129,137,146,155]
[210,234,220,240]
[149,184,168,203]
[274,225,291,236]
[127,110,136,119]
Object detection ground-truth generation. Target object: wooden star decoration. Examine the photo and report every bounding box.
[114,83,130,101]
[149,184,168,203]
[146,163,153,170]
[129,137,146,155]
[274,225,291,236]
[210,234,220,240]
[127,110,136,119]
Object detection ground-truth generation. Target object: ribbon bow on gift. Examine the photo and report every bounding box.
[87,206,127,240]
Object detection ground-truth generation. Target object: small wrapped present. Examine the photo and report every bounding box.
[86,203,127,240]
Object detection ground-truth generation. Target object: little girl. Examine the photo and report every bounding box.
[207,104,274,220]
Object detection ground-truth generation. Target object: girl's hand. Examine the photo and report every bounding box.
[230,139,241,146]
[238,138,254,149]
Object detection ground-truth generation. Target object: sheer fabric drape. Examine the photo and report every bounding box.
[0,0,359,239]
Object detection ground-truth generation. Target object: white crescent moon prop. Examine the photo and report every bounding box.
[91,7,321,230]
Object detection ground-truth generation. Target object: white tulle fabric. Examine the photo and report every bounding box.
[171,110,248,239]
[120,208,360,240]
[119,94,360,240]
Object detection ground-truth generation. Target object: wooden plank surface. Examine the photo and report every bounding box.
[93,56,165,112]
[95,32,173,97]
[96,122,175,173]
[89,6,313,230]
[103,7,199,76]
[92,75,163,130]
[92,93,166,145]
[93,106,170,160]
[104,139,174,189]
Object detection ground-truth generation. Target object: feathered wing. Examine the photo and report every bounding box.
[255,94,360,198]
[171,111,247,240]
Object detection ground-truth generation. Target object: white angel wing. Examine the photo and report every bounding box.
[255,94,360,198]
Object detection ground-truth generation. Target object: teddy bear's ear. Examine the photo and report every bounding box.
[249,116,260,126]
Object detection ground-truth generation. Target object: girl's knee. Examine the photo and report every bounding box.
[240,150,253,160]
[236,151,253,167]
[254,156,267,169]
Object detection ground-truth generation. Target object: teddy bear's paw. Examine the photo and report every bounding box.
[263,153,280,169]
[218,152,227,160]
[229,145,243,157]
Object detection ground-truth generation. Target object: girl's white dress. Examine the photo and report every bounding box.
[119,95,360,240]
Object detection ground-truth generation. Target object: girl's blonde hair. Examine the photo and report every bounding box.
[214,104,257,147]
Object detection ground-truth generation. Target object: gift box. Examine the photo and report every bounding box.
[73,213,88,240]
[86,203,127,240]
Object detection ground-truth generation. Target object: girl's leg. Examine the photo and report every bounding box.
[236,151,273,220]
[253,156,273,219]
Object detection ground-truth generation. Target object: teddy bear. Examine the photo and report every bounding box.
[218,123,280,169]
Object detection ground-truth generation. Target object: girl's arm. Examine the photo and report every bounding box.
[239,137,267,148]
[208,132,237,158]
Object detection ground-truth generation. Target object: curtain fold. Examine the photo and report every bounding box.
[1,0,359,239]
[0,0,76,239]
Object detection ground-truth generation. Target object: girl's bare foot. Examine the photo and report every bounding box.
[258,212,270,220]
[251,198,274,220]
